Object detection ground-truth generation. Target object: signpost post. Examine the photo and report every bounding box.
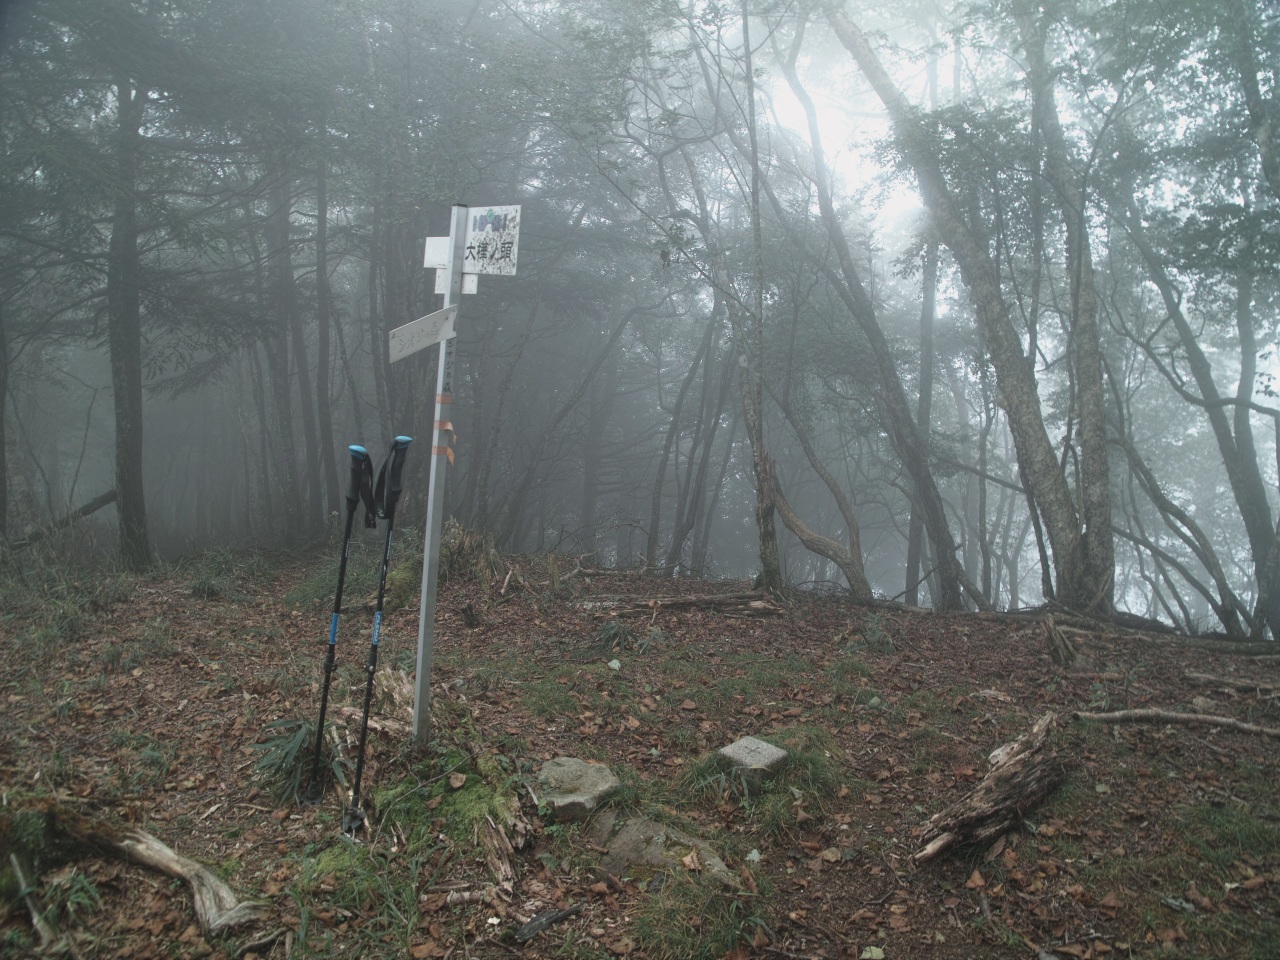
[387,203,520,742]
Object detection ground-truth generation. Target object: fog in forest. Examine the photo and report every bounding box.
[2,0,1278,638]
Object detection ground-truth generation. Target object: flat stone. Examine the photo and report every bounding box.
[717,736,788,794]
[537,757,619,822]
[596,817,738,889]
[584,808,619,848]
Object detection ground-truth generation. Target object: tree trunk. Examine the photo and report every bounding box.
[0,303,9,541]
[739,0,783,595]
[314,132,340,516]
[581,365,619,559]
[666,341,733,573]
[367,205,390,428]
[107,78,152,570]
[827,10,1094,611]
[271,177,323,535]
[476,299,540,533]
[692,410,738,576]
[1017,10,1115,614]
[247,345,277,534]
[777,28,965,609]
[497,308,636,547]
[649,317,713,569]
[906,240,938,605]
[1116,195,1280,637]
[1224,0,1280,204]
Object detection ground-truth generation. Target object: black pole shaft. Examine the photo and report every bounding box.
[345,436,410,833]
[347,514,396,827]
[308,502,357,794]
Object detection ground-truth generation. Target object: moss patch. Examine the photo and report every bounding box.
[373,749,518,850]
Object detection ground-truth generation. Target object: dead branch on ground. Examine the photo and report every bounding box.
[580,592,782,618]
[1073,708,1280,738]
[1184,672,1280,693]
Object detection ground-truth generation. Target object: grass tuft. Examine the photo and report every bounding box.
[634,868,769,960]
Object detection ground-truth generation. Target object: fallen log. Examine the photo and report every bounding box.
[12,488,117,549]
[913,712,1067,863]
[579,592,783,618]
[1184,672,1280,693]
[1073,708,1280,738]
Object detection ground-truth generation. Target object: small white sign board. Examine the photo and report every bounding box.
[423,236,451,269]
[388,305,457,363]
[433,271,480,295]
[463,205,520,275]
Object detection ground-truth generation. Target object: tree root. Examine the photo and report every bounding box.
[1,799,264,939]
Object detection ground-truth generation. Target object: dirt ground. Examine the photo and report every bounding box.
[1,548,1278,959]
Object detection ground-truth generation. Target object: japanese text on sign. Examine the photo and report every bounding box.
[463,205,520,276]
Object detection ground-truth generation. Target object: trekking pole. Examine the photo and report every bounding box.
[305,445,374,804]
[344,435,412,835]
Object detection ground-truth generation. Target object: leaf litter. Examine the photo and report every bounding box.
[0,553,1278,958]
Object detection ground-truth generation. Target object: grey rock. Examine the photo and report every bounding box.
[537,757,620,822]
[717,736,788,795]
[584,808,619,847]
[597,817,738,889]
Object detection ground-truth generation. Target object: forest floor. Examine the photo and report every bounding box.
[1,540,1279,960]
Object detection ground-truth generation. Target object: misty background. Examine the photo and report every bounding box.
[2,0,1278,637]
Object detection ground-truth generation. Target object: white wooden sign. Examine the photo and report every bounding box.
[462,205,520,275]
[388,305,457,363]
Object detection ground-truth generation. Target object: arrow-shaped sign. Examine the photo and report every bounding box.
[389,305,457,363]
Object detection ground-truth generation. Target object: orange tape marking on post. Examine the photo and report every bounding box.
[432,445,455,465]
[436,393,453,404]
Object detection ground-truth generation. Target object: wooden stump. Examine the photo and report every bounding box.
[913,711,1068,863]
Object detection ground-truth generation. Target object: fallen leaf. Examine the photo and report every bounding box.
[1097,891,1121,918]
[449,772,467,789]
[679,699,697,711]
[965,869,986,889]
[682,848,702,871]
[859,948,885,960]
